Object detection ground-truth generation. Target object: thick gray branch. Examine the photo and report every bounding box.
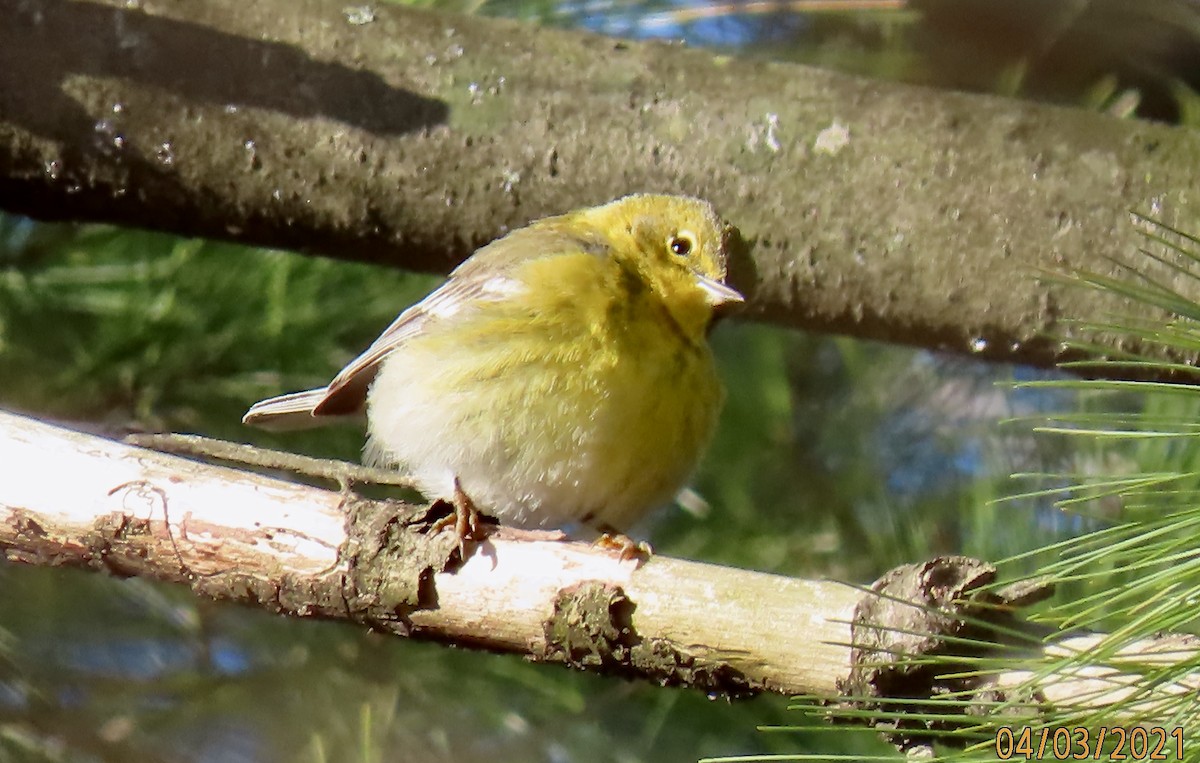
[2,0,1199,369]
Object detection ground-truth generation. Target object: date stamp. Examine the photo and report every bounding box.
[995,726,1184,760]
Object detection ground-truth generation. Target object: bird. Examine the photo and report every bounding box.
[243,193,744,538]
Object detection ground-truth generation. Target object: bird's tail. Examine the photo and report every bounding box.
[242,387,361,431]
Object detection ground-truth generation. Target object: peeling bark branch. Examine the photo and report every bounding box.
[0,409,859,697]
[2,0,1200,372]
[3,408,1198,736]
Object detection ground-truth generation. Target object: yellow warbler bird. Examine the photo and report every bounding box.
[243,194,744,534]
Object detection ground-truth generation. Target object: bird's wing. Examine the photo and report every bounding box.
[311,272,504,415]
[313,223,610,416]
[242,221,609,427]
[242,277,491,426]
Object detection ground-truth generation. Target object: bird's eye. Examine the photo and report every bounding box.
[668,231,696,257]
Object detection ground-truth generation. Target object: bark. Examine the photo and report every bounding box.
[0,409,859,698]
[2,0,1200,372]
[3,408,1197,742]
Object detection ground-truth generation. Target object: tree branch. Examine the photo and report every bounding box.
[3,0,1200,372]
[0,409,858,698]
[3,408,1197,743]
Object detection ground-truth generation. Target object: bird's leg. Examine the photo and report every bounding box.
[430,477,488,555]
[451,478,483,539]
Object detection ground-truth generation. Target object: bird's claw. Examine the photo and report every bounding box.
[430,478,489,559]
[594,531,653,563]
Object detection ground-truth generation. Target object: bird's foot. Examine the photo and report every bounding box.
[430,478,491,558]
[594,529,653,563]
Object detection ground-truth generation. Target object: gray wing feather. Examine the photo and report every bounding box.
[312,275,494,415]
[242,222,607,427]
[242,387,343,430]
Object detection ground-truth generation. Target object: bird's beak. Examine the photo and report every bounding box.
[695,275,745,309]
